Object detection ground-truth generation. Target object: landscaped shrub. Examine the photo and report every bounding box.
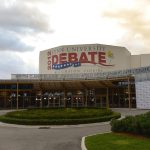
[4,108,114,120]
[0,108,121,125]
[111,111,150,137]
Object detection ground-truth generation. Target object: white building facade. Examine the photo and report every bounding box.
[39,44,150,109]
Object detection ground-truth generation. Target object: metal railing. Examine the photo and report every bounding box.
[11,66,150,81]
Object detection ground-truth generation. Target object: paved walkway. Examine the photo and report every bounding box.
[0,109,16,116]
[111,108,149,117]
[0,108,149,150]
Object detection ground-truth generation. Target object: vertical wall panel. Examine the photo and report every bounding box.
[135,81,150,109]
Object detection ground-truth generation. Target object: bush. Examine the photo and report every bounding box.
[111,111,150,137]
[0,108,121,125]
[4,108,113,120]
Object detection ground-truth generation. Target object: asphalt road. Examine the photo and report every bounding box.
[0,108,149,150]
[0,123,110,150]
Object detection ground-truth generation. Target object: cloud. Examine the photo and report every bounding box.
[17,0,55,3]
[22,0,55,3]
[0,3,52,33]
[103,1,150,54]
[0,0,55,52]
[0,52,37,79]
[0,31,33,52]
[103,9,150,37]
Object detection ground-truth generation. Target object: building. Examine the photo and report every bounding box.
[0,44,150,109]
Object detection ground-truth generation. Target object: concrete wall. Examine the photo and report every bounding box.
[131,54,150,68]
[141,54,150,67]
[131,55,141,68]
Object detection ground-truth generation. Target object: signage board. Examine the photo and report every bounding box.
[39,44,131,74]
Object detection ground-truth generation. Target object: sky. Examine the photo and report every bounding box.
[0,0,150,79]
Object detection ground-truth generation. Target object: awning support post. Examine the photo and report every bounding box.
[16,82,19,110]
[106,87,109,109]
[128,77,131,108]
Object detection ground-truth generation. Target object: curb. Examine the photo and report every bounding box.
[81,132,111,150]
[0,121,110,129]
[81,136,87,150]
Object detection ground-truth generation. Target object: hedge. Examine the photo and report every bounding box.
[111,111,150,137]
[0,111,120,125]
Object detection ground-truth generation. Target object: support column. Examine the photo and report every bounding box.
[128,77,131,108]
[106,87,109,109]
[64,90,66,108]
[4,84,7,109]
[112,88,114,108]
[85,89,88,107]
[16,82,19,110]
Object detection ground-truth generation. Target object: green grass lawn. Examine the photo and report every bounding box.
[85,133,150,150]
[0,108,120,125]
